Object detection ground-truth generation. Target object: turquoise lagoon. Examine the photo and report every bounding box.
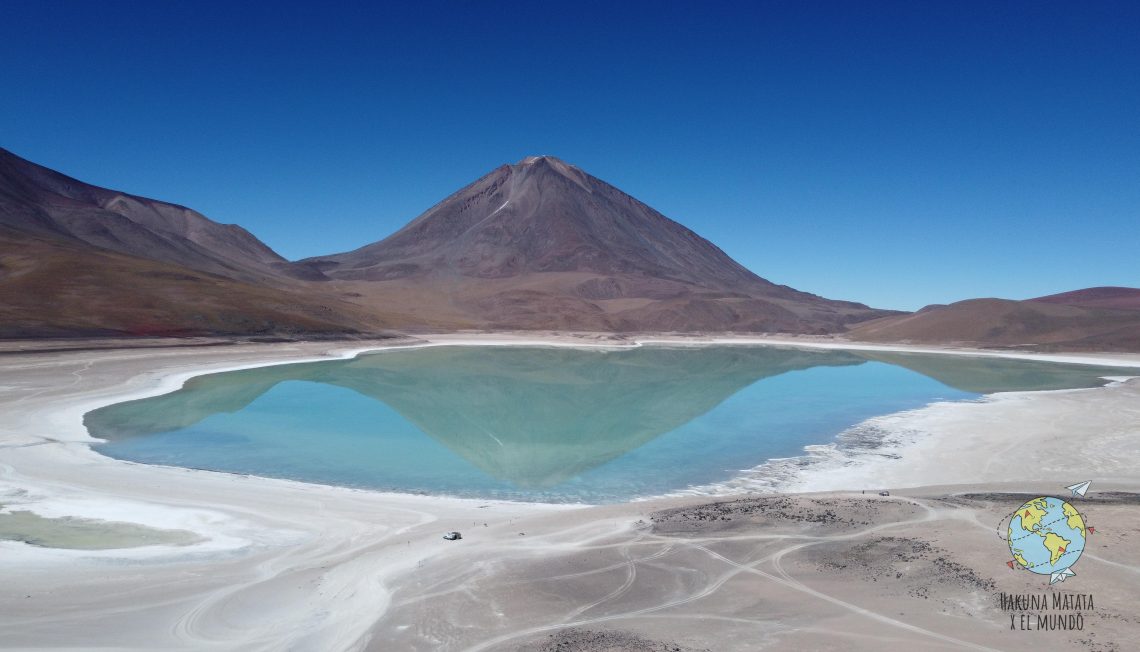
[85,346,1133,503]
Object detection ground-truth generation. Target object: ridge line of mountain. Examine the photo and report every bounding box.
[2,145,1136,349]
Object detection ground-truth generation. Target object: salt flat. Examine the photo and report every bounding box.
[1,335,1137,651]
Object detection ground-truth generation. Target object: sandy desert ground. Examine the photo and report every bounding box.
[1,334,1138,651]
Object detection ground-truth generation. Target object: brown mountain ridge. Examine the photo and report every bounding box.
[0,147,324,283]
[849,288,1140,352]
[3,146,1135,349]
[0,149,896,337]
[0,147,385,337]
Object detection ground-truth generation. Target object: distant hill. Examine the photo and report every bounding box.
[305,155,894,333]
[1028,286,1140,311]
[849,291,1140,351]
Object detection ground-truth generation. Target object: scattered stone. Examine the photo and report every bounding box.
[517,627,708,652]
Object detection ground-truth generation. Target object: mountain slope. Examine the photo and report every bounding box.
[1029,286,1140,311]
[307,156,892,333]
[0,148,391,337]
[848,291,1140,351]
[0,147,320,282]
[0,228,381,337]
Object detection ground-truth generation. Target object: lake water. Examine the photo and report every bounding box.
[85,346,1133,503]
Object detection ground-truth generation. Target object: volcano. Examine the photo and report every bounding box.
[306,156,893,332]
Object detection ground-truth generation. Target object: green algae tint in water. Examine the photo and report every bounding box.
[86,346,1133,503]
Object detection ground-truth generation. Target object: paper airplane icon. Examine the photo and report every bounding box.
[1050,567,1076,584]
[1065,481,1091,498]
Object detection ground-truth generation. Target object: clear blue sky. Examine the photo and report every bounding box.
[3,1,1137,310]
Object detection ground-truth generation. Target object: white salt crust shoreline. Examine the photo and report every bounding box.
[2,334,1138,650]
[62,334,1140,504]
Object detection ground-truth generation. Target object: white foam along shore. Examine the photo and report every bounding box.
[2,333,1139,649]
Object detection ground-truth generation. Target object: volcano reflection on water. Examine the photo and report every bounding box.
[86,346,1130,502]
